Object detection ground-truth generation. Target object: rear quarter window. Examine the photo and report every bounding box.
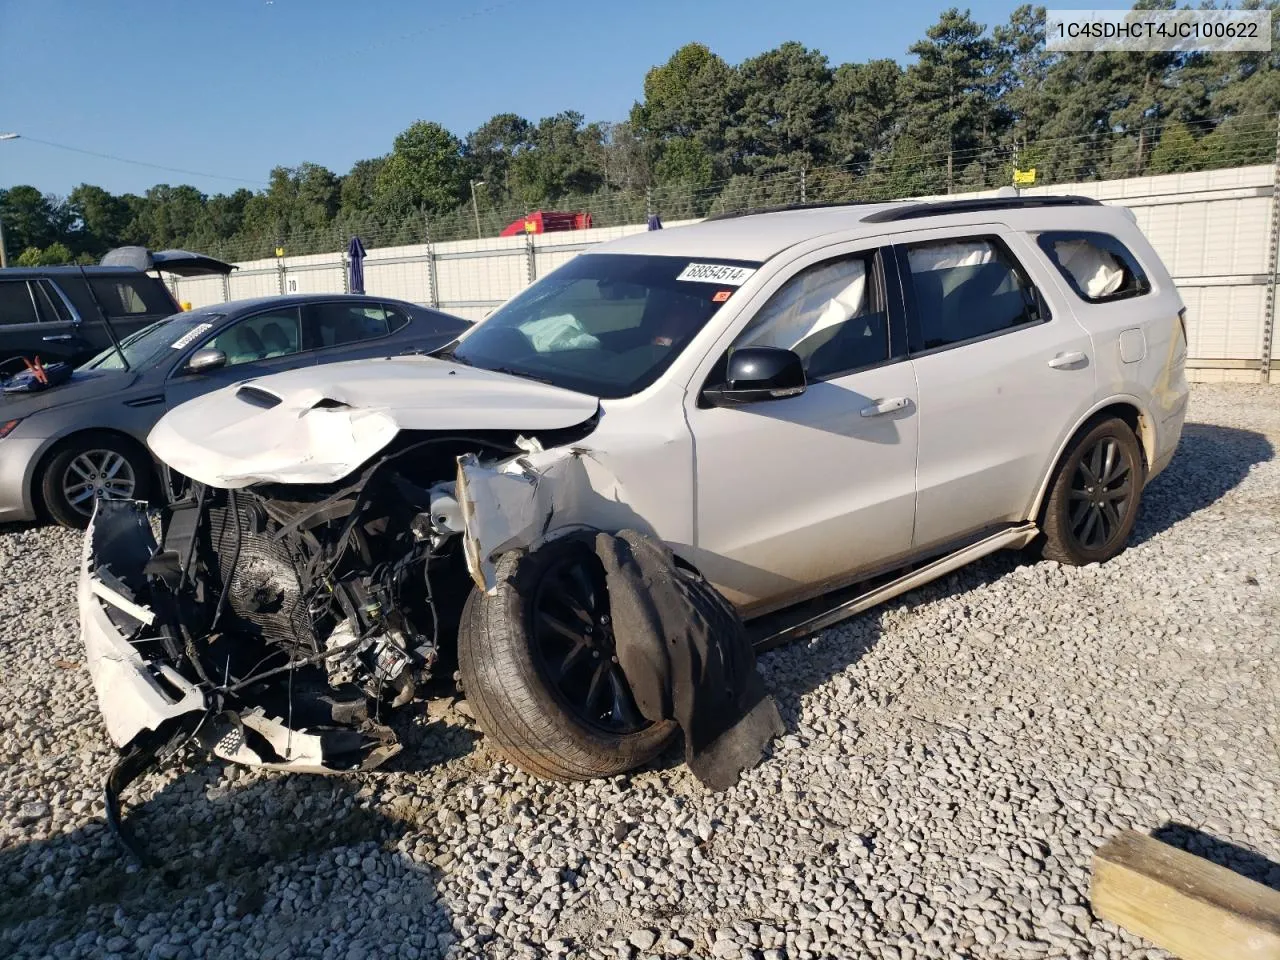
[88,276,177,317]
[1037,231,1150,304]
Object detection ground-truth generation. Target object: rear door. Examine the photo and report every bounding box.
[302,300,419,363]
[164,305,315,408]
[896,227,1097,551]
[0,278,85,370]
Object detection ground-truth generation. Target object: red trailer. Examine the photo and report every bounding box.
[500,210,593,237]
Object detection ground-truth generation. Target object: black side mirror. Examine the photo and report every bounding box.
[702,346,806,407]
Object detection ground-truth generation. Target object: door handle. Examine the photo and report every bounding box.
[1047,351,1087,369]
[42,334,74,342]
[860,397,910,417]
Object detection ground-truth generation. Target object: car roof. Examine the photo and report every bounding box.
[206,293,420,316]
[588,195,1117,263]
[0,265,163,280]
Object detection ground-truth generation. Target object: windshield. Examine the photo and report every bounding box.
[83,310,226,371]
[446,253,760,398]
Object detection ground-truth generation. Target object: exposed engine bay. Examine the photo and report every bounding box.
[82,430,551,856]
[82,417,782,865]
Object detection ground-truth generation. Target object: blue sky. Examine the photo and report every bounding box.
[1,0,1019,197]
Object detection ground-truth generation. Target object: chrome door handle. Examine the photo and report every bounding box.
[860,397,910,417]
[42,334,74,342]
[1048,351,1087,369]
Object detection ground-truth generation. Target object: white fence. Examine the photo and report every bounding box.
[168,165,1280,384]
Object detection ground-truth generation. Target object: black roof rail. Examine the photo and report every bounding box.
[861,195,1102,224]
[703,200,879,223]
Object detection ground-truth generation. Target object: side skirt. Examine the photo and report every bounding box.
[748,523,1041,652]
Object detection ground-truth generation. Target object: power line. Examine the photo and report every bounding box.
[12,135,268,187]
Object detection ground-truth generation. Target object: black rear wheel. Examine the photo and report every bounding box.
[1039,417,1145,566]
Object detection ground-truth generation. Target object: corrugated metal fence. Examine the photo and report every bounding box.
[169,164,1280,384]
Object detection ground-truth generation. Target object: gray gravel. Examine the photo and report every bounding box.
[2,382,1277,960]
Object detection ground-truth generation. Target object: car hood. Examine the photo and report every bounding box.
[146,355,600,488]
[0,369,139,419]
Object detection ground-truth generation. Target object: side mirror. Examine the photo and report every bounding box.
[702,346,806,407]
[185,348,226,374]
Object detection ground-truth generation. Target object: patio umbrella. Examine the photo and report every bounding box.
[347,236,367,294]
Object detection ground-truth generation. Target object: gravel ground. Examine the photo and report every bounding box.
[1,382,1277,960]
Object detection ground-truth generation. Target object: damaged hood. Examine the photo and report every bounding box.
[147,355,600,488]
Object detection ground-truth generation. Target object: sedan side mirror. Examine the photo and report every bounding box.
[185,348,227,374]
[702,346,807,407]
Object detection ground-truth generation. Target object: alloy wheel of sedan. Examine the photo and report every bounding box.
[61,449,138,516]
[1066,436,1135,551]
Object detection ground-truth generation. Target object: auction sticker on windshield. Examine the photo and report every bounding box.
[676,263,756,286]
[170,323,214,351]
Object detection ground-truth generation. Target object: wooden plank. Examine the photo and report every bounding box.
[1091,830,1280,960]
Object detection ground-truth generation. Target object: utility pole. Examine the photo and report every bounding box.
[0,133,20,268]
[470,179,486,240]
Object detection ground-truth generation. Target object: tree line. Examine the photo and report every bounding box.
[4,2,1279,266]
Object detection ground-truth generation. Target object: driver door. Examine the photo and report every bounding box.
[164,306,313,408]
[686,245,919,614]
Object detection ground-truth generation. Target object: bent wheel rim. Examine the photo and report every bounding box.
[1066,436,1134,552]
[62,450,136,516]
[530,551,650,736]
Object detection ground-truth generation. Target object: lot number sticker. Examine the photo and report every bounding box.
[676,262,756,286]
[171,323,214,350]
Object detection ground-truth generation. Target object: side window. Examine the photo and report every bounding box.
[88,277,176,317]
[904,239,1045,352]
[205,308,302,366]
[34,281,74,324]
[735,253,888,380]
[383,304,411,333]
[1037,231,1150,303]
[0,281,40,326]
[310,302,392,348]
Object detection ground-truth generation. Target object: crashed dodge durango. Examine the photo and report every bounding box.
[79,196,1188,850]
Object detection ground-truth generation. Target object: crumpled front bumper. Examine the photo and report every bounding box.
[79,499,208,749]
[79,498,400,775]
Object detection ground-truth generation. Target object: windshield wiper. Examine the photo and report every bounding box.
[434,344,473,366]
[489,366,555,385]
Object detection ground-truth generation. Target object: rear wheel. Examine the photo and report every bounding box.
[457,534,676,781]
[1039,416,1145,566]
[40,433,153,529]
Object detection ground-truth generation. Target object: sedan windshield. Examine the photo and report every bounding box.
[84,310,226,371]
[445,253,760,398]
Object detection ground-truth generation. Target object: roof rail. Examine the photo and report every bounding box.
[703,200,878,223]
[861,195,1101,224]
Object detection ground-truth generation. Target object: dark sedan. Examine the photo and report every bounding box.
[0,294,469,527]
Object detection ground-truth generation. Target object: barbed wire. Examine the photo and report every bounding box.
[202,112,1278,263]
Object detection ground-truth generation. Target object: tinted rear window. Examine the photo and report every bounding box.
[89,277,176,317]
[0,281,39,325]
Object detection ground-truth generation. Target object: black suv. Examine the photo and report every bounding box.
[0,250,233,374]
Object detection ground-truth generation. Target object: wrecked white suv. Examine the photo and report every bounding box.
[80,195,1188,849]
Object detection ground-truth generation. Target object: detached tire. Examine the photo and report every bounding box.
[457,534,676,781]
[1038,416,1146,566]
[40,433,153,530]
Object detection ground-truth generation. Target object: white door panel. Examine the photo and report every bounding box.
[910,322,1093,548]
[690,362,918,612]
[902,229,1097,550]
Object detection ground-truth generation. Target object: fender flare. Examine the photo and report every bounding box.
[1026,394,1155,522]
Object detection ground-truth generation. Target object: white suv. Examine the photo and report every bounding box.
[81,195,1188,791]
